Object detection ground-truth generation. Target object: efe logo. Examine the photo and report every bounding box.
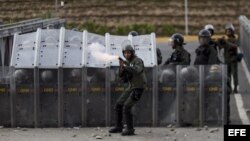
[224,125,250,140]
[228,129,246,136]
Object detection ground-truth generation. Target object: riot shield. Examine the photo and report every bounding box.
[10,30,38,127]
[157,66,177,126]
[84,33,106,126]
[177,65,200,126]
[203,65,226,126]
[37,29,61,127]
[61,29,83,127]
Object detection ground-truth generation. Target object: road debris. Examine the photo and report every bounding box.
[209,128,219,133]
[95,135,103,139]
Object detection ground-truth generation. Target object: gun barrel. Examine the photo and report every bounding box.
[118,57,124,61]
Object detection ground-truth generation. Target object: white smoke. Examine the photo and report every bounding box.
[88,42,119,62]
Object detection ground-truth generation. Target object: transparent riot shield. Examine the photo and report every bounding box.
[37,29,60,127]
[0,66,11,127]
[61,29,83,127]
[62,68,82,127]
[10,30,38,127]
[203,65,226,126]
[177,65,200,126]
[12,68,35,127]
[85,68,106,126]
[158,65,177,126]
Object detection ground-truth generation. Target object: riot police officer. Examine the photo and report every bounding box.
[164,33,191,66]
[129,31,139,37]
[109,40,147,136]
[205,24,221,63]
[194,29,218,65]
[204,24,215,37]
[129,31,162,65]
[218,24,238,93]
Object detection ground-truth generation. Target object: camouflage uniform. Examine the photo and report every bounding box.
[109,43,147,135]
[224,36,238,93]
[164,46,191,66]
[117,56,147,105]
[194,44,218,65]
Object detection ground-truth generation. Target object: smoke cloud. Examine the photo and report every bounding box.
[88,42,119,62]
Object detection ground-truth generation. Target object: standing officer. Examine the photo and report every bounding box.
[218,24,238,93]
[194,29,218,65]
[109,40,147,136]
[164,33,191,66]
[205,24,222,63]
[129,31,162,65]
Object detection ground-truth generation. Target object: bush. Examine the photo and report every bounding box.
[65,22,176,36]
[162,24,175,36]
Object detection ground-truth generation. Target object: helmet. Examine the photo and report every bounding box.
[41,70,54,83]
[122,45,135,55]
[121,40,135,55]
[69,69,81,82]
[129,31,139,36]
[180,66,198,82]
[204,24,214,35]
[198,29,211,37]
[71,69,81,78]
[169,33,185,46]
[225,23,235,31]
[206,65,222,81]
[160,68,176,83]
[72,28,78,31]
[14,69,28,84]
[198,29,211,45]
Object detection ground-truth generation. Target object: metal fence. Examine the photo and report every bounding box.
[239,16,250,70]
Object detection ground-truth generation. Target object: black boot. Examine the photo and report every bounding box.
[122,106,135,136]
[109,126,123,133]
[109,104,123,133]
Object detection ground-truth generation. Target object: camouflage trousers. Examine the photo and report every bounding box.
[116,88,144,108]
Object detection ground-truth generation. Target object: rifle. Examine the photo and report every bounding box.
[118,57,132,83]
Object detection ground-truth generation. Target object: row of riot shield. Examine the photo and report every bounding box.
[159,65,227,127]
[0,65,227,127]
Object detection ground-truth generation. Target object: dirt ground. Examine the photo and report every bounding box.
[0,127,223,141]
